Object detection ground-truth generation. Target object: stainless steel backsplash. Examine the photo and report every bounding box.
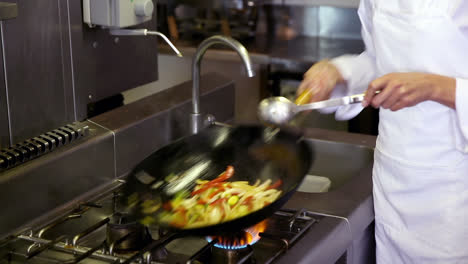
[256,5,362,39]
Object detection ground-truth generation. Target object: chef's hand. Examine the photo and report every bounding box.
[296,60,345,105]
[363,73,456,111]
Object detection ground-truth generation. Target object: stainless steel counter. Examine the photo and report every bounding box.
[278,128,376,263]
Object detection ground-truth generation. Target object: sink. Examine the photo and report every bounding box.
[298,138,374,192]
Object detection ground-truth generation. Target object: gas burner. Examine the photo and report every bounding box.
[206,220,267,250]
[211,245,253,264]
[208,231,254,250]
[201,220,267,263]
[106,212,152,253]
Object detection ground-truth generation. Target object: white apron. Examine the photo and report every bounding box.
[370,1,468,263]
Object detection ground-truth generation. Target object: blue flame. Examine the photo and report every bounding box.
[206,235,259,250]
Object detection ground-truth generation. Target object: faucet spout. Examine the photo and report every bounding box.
[109,29,183,57]
[191,35,255,134]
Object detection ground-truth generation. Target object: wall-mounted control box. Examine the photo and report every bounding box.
[83,0,154,28]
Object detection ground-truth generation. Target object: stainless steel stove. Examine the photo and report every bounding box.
[0,182,323,264]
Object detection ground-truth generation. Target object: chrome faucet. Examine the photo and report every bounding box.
[191,35,255,134]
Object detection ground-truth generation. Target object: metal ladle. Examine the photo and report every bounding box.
[258,93,369,125]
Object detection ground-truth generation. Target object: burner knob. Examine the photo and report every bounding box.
[134,0,154,17]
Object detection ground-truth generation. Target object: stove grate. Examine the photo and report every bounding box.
[2,190,320,264]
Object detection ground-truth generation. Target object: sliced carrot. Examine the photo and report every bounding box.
[208,187,225,199]
[197,199,207,205]
[171,210,187,227]
[162,202,172,211]
[267,179,283,190]
[206,165,234,185]
[210,198,227,206]
[242,196,254,204]
[191,183,223,196]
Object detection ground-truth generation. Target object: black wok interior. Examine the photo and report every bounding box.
[121,125,313,234]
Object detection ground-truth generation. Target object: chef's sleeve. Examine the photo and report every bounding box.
[455,78,468,153]
[319,0,379,120]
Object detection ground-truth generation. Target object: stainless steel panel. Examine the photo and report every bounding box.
[276,218,353,264]
[67,0,159,120]
[300,6,320,37]
[296,138,374,191]
[318,6,361,39]
[112,114,171,177]
[256,5,361,39]
[1,0,75,144]
[60,0,76,123]
[0,21,9,148]
[0,121,115,239]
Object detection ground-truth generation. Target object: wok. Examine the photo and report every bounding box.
[119,125,313,236]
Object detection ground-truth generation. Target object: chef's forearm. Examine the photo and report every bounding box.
[431,75,468,148]
[454,78,468,145]
[429,74,456,109]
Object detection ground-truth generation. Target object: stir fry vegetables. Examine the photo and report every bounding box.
[158,165,283,229]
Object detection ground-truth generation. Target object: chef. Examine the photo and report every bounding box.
[297,1,468,263]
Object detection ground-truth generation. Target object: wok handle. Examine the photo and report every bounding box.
[204,114,233,128]
[213,121,233,128]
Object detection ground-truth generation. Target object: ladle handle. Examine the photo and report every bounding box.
[295,92,378,112]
